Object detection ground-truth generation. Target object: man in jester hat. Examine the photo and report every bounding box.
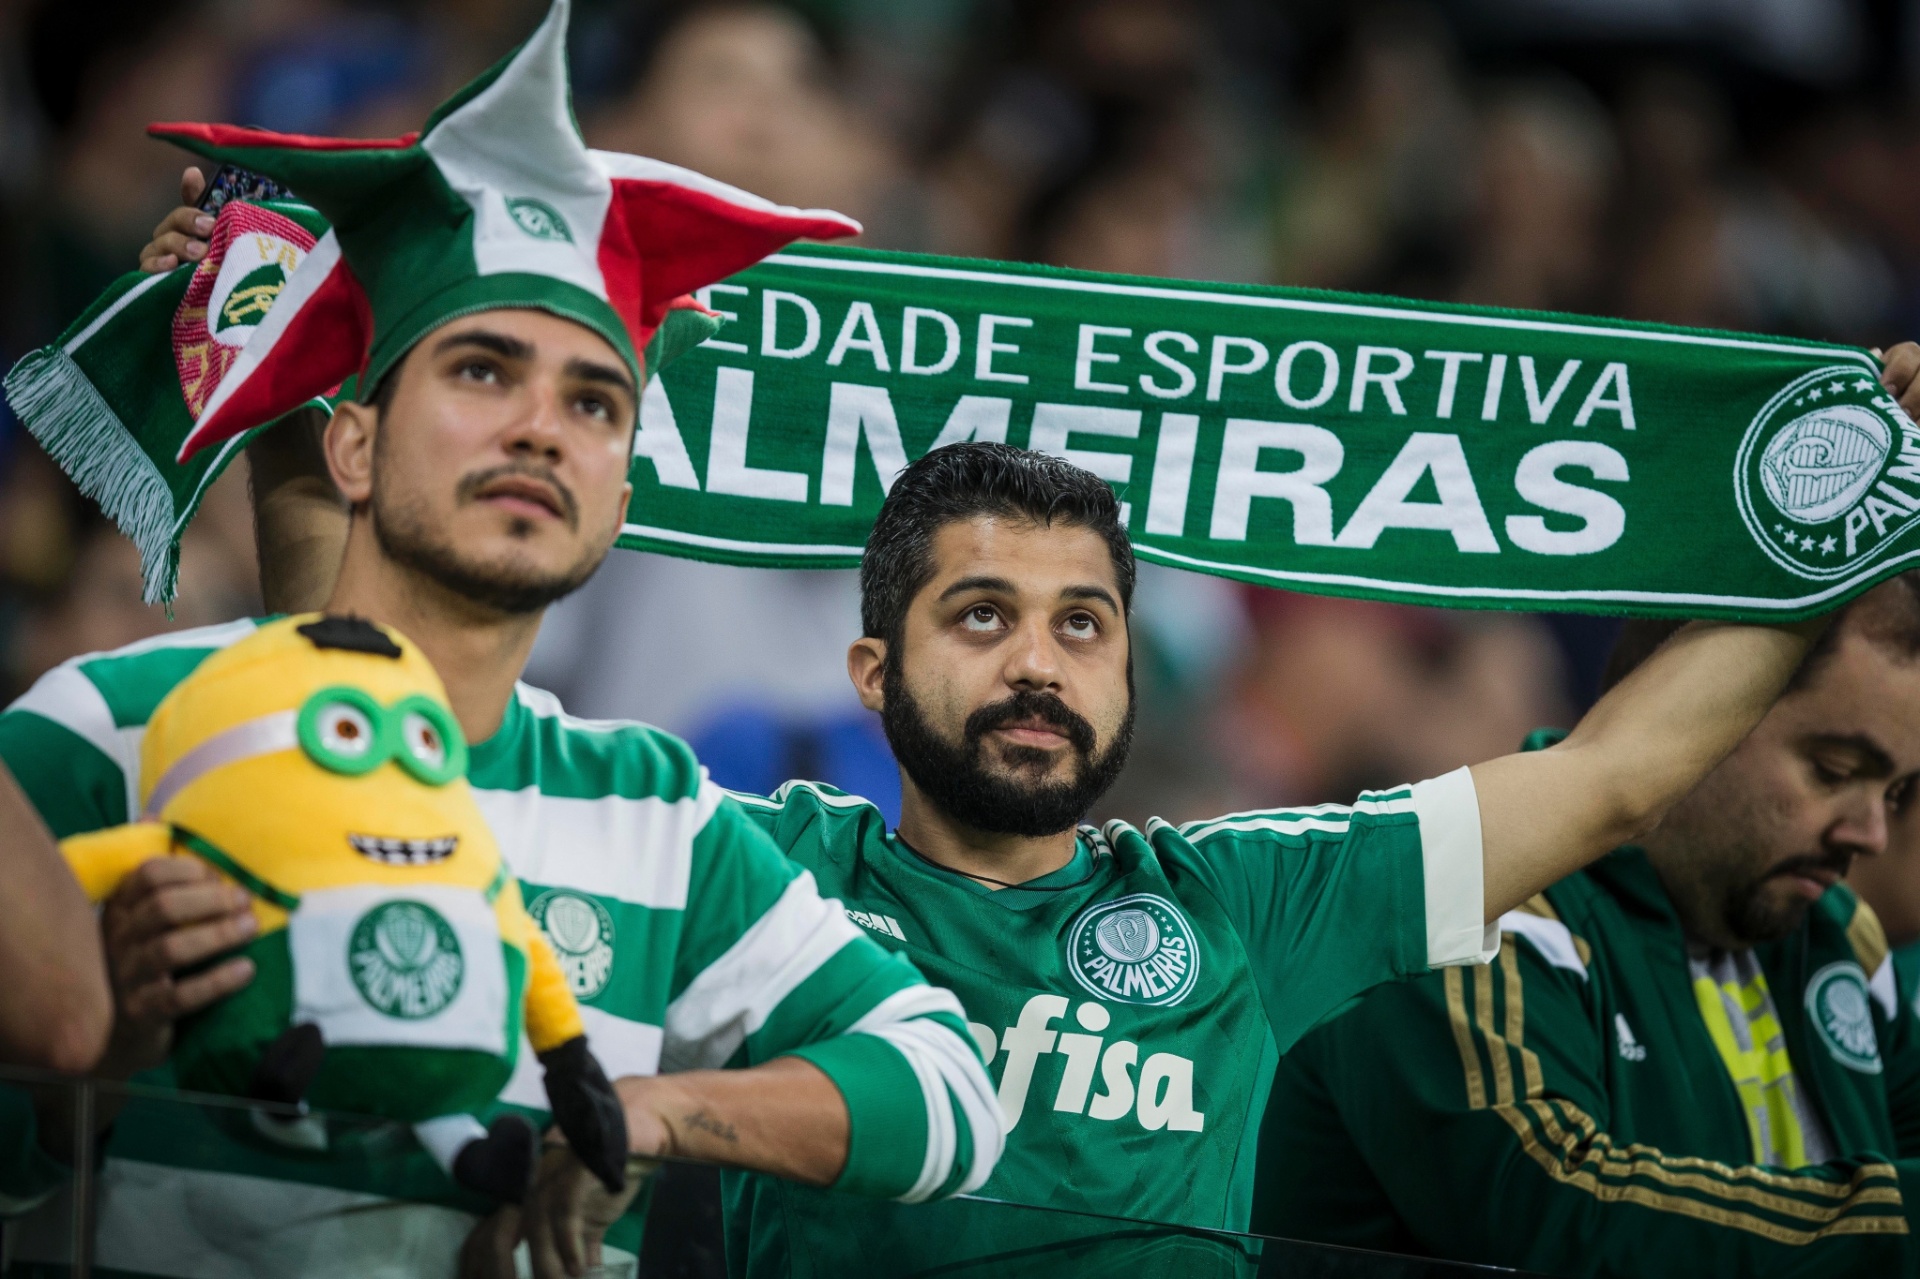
[0,2,1000,1275]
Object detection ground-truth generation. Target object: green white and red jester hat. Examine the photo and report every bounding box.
[151,0,860,461]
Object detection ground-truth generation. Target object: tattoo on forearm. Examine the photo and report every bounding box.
[684,1109,738,1143]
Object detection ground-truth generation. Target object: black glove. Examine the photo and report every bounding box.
[249,1022,326,1106]
[450,1114,538,1203]
[539,1035,628,1193]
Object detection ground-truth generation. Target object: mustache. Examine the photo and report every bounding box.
[455,463,579,527]
[963,690,1098,755]
[1766,849,1855,883]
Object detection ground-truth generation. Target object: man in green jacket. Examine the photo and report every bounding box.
[1848,755,1920,1017]
[1256,577,1920,1276]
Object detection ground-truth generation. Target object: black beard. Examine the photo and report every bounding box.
[370,465,604,617]
[1720,848,1855,946]
[880,661,1134,838]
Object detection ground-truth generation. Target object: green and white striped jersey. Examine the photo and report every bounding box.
[0,620,999,1279]
[721,776,1496,1277]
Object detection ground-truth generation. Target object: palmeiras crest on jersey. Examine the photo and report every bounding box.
[171,202,320,418]
[530,888,615,999]
[1735,364,1920,581]
[1067,894,1200,1007]
[348,899,465,1019]
[1806,961,1882,1074]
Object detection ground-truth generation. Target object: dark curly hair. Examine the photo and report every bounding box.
[859,442,1135,648]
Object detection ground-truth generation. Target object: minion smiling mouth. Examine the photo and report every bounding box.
[348,834,459,865]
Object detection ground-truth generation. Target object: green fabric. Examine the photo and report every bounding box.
[725,1192,1261,1279]
[784,1031,929,1199]
[1255,846,1920,1276]
[0,710,129,837]
[721,775,1448,1276]
[15,236,1920,619]
[0,202,332,602]
[619,245,1912,622]
[360,270,637,409]
[165,927,528,1121]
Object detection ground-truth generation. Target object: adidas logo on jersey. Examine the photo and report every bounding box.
[846,908,905,941]
[1615,1013,1648,1061]
[971,993,1205,1134]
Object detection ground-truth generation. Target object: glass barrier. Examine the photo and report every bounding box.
[0,1068,1533,1279]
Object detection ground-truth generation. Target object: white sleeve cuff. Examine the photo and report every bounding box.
[1410,767,1499,968]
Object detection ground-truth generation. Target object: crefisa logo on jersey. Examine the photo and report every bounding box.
[1067,894,1199,1007]
[1736,364,1920,581]
[530,888,615,999]
[1806,961,1882,1074]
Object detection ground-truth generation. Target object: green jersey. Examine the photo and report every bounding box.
[722,773,1497,1277]
[1257,846,1920,1276]
[0,621,999,1279]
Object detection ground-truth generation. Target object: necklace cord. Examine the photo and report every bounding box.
[892,830,1104,893]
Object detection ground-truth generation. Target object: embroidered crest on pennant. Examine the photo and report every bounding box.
[171,202,319,419]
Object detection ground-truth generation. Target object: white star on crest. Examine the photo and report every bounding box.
[1808,386,1825,400]
[1829,381,1847,394]
[1855,379,1876,393]
[1781,527,1799,545]
[1821,535,1838,553]
[1800,535,1816,550]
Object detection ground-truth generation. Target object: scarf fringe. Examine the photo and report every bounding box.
[3,347,180,604]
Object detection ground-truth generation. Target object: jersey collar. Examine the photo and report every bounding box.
[884,830,1102,912]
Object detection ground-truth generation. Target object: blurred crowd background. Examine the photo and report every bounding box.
[3,0,1919,823]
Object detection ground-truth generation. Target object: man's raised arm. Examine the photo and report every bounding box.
[1474,617,1825,920]
[1474,340,1920,920]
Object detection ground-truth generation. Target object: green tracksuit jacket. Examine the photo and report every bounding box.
[1256,845,1920,1277]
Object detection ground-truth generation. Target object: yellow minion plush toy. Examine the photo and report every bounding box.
[60,614,627,1201]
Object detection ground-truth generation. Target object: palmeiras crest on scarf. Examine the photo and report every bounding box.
[171,203,323,418]
[150,0,860,461]
[1735,366,1920,581]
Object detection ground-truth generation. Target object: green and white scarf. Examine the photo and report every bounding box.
[8,239,1913,618]
[3,197,336,601]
